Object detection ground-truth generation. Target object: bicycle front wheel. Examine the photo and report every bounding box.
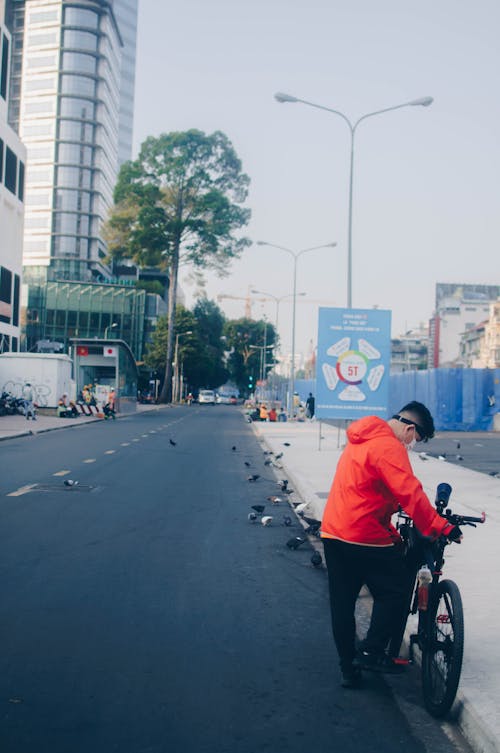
[422,579,464,718]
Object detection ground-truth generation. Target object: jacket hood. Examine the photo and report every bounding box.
[347,415,395,444]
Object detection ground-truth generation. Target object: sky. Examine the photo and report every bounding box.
[132,0,500,357]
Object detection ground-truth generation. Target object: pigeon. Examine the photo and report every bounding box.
[251,504,266,514]
[248,512,258,522]
[232,446,237,452]
[283,442,291,447]
[261,516,273,526]
[456,455,464,461]
[283,488,294,495]
[438,454,447,462]
[64,479,79,487]
[244,461,251,467]
[169,439,177,447]
[279,480,289,491]
[264,460,272,466]
[267,496,283,504]
[247,474,260,482]
[456,442,461,449]
[488,471,500,477]
[295,502,308,515]
[311,552,323,568]
[275,452,283,460]
[286,536,306,550]
[419,452,428,461]
[303,516,321,535]
[283,515,292,527]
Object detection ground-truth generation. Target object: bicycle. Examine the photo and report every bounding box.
[389,482,486,718]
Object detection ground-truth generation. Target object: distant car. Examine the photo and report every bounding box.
[198,389,216,405]
[229,396,238,405]
[216,394,232,404]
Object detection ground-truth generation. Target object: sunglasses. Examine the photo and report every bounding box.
[392,414,428,443]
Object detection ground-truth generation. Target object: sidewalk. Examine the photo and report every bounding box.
[0,403,165,442]
[251,419,500,753]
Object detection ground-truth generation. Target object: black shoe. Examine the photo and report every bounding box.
[341,666,363,688]
[355,651,404,674]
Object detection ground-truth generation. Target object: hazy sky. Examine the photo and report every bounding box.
[132,0,500,356]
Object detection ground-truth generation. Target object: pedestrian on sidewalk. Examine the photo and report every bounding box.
[321,401,463,688]
[22,383,36,421]
[306,392,315,419]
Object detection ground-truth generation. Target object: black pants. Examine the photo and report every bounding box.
[323,538,409,670]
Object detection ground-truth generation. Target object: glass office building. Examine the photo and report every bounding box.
[6,0,138,283]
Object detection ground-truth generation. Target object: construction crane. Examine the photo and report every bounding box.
[217,286,271,318]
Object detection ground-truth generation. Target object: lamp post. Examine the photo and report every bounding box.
[274,92,433,308]
[104,322,118,339]
[256,241,337,416]
[251,289,306,341]
[173,331,192,403]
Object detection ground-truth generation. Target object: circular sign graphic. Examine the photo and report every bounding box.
[336,350,368,385]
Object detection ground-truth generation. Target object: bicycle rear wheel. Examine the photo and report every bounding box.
[422,579,464,717]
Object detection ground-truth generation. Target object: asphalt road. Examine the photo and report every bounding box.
[0,407,471,753]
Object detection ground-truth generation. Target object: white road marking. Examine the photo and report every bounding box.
[104,450,115,455]
[121,442,130,446]
[53,470,71,477]
[83,458,96,464]
[7,484,37,497]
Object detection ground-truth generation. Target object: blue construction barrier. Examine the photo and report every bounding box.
[388,368,499,432]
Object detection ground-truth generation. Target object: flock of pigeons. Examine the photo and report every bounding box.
[236,443,324,569]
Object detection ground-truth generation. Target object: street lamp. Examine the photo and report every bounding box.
[256,241,337,416]
[104,322,118,339]
[251,289,306,339]
[274,92,433,308]
[173,331,193,403]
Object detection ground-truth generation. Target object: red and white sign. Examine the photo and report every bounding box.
[76,345,89,356]
[103,346,117,358]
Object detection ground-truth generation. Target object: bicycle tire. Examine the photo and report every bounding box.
[422,579,464,717]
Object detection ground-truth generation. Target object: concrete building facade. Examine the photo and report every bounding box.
[427,283,500,367]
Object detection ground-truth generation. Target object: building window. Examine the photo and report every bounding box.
[13,274,20,327]
[4,146,17,194]
[18,160,24,201]
[0,266,12,324]
[0,137,4,182]
[1,32,9,100]
[28,10,59,24]
[27,31,58,46]
[64,7,99,29]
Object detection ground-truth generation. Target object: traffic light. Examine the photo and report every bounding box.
[248,374,254,391]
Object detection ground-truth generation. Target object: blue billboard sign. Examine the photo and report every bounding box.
[316,307,391,420]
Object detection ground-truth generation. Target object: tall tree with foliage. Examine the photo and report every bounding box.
[145,302,229,393]
[104,130,251,402]
[223,318,277,396]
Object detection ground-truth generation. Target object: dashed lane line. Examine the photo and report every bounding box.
[121,442,130,446]
[7,484,37,497]
[83,458,96,464]
[53,470,71,477]
[104,450,115,455]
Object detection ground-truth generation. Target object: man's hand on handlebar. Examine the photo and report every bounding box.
[447,525,463,543]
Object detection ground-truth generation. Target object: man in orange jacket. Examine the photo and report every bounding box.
[321,401,462,688]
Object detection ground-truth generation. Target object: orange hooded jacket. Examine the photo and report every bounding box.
[321,416,453,546]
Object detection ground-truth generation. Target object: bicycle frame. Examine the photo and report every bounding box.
[389,482,485,717]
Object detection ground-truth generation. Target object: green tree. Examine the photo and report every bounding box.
[223,318,277,396]
[104,130,251,402]
[144,301,228,394]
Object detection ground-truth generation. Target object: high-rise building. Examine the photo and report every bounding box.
[6,0,138,285]
[0,0,25,352]
[113,0,137,166]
